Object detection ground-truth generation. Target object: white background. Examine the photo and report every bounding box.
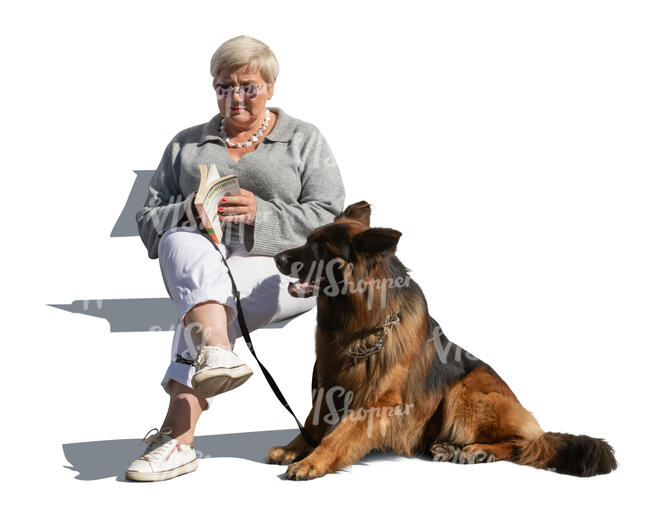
[2,1,648,514]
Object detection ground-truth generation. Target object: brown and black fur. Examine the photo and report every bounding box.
[267,201,617,480]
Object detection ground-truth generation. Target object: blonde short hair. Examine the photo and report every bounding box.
[210,35,279,84]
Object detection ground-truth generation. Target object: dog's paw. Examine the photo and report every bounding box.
[266,446,301,465]
[458,445,497,464]
[285,459,326,481]
[431,443,462,462]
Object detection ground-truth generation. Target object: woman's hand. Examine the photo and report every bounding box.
[219,188,257,225]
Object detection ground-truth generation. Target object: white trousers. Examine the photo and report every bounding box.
[157,226,316,408]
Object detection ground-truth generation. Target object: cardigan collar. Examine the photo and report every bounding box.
[198,106,293,146]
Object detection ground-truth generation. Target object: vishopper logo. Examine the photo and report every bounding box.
[426,324,482,365]
[147,321,205,361]
[431,445,497,464]
[310,385,414,438]
[288,259,411,309]
[140,193,187,236]
[141,192,275,244]
[82,299,104,311]
[221,220,245,245]
[288,131,339,171]
[177,321,210,357]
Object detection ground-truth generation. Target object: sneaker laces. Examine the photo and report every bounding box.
[141,427,173,458]
[195,346,210,366]
[195,345,214,369]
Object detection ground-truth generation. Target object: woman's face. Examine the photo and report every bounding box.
[213,64,274,128]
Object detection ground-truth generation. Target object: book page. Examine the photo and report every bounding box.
[205,162,221,184]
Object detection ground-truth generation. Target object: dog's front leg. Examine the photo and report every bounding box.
[285,405,393,481]
[266,434,313,465]
[266,403,330,465]
[267,362,328,465]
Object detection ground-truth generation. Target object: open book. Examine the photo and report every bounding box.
[194,163,240,245]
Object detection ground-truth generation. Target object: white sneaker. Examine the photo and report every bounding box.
[191,346,253,398]
[125,427,198,482]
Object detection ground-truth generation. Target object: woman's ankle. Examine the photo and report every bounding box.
[160,421,195,445]
[203,341,231,351]
[173,430,195,446]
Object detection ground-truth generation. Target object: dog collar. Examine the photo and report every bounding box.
[347,313,400,365]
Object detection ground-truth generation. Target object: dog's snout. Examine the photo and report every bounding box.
[274,252,290,270]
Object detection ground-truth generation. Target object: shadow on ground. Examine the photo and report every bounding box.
[48,298,298,333]
[63,428,426,481]
[49,170,301,333]
[63,428,297,481]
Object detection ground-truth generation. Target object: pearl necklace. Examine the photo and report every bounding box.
[219,109,271,148]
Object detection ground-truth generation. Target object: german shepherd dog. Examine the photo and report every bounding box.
[268,201,617,480]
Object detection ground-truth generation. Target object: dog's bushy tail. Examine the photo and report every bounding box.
[515,432,617,477]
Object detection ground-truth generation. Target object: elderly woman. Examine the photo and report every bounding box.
[127,35,345,481]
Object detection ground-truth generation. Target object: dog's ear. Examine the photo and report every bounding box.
[338,240,356,263]
[352,227,402,256]
[335,201,371,227]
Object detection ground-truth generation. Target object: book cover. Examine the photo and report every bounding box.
[194,163,240,245]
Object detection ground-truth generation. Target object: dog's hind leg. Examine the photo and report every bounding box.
[457,440,517,464]
[431,442,512,464]
[431,440,518,464]
[434,367,545,466]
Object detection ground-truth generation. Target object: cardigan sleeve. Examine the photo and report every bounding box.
[135,139,194,259]
[243,127,345,256]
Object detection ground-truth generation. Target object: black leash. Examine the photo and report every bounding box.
[207,237,319,448]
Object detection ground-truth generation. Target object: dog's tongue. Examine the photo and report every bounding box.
[288,281,313,297]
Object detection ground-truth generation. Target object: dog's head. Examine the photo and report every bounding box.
[274,201,402,298]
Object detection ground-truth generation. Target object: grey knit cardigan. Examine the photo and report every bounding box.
[135,107,346,259]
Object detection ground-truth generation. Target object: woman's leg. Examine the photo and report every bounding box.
[158,379,208,445]
[183,300,230,351]
[156,227,240,441]
[155,227,316,441]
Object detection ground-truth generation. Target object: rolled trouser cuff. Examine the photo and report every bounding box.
[177,286,238,327]
[161,360,219,410]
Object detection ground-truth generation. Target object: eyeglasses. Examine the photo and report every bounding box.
[214,83,262,99]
